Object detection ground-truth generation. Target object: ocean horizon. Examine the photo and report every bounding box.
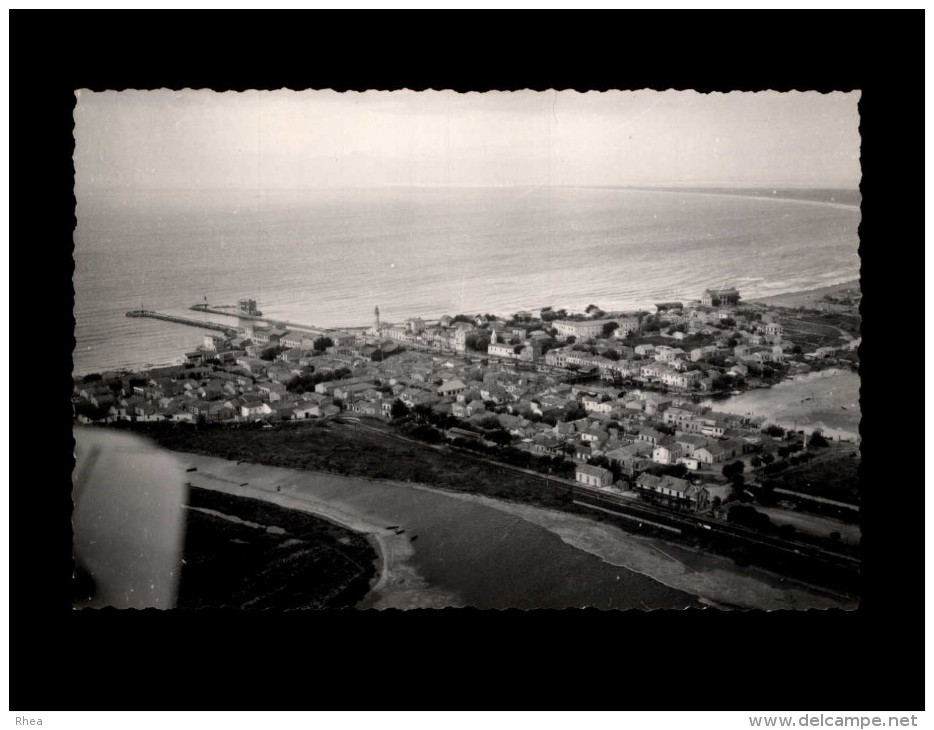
[73,185,861,375]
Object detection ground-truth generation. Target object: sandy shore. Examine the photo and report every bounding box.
[747,280,860,308]
[184,460,461,609]
[183,453,857,611]
[702,368,861,440]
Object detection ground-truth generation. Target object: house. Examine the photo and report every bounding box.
[570,442,594,462]
[690,346,719,362]
[240,395,272,419]
[531,434,563,455]
[700,288,741,307]
[446,427,482,442]
[256,382,289,401]
[202,334,228,351]
[635,427,664,446]
[438,378,467,397]
[554,319,617,341]
[575,464,614,488]
[580,427,609,444]
[675,433,709,455]
[652,442,681,465]
[655,346,686,363]
[292,404,319,419]
[582,395,614,414]
[612,317,640,337]
[693,443,726,465]
[661,370,703,389]
[605,442,653,474]
[677,456,701,471]
[634,473,710,511]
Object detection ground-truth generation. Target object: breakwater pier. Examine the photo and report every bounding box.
[190,303,333,335]
[126,310,239,335]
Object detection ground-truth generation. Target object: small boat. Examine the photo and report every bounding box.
[186,467,198,473]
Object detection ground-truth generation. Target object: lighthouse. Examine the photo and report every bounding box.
[374,305,380,329]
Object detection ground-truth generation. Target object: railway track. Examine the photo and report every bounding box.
[341,418,860,572]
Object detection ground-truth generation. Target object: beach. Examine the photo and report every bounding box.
[701,368,861,441]
[747,280,860,308]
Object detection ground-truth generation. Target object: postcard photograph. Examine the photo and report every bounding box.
[71,88,861,611]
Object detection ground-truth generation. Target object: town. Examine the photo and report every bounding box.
[75,286,861,568]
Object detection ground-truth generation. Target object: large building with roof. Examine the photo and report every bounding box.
[575,463,614,488]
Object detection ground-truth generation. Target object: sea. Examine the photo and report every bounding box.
[73,186,861,375]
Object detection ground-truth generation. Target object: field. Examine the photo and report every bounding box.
[177,486,379,609]
[777,315,854,349]
[113,419,578,511]
[759,444,861,506]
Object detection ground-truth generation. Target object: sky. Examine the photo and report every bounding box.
[74,89,861,191]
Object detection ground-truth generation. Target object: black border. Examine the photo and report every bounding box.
[11,11,924,711]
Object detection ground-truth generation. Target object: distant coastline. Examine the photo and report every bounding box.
[746,279,860,308]
[574,185,861,211]
[74,277,862,377]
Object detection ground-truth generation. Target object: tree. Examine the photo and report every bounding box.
[412,403,433,422]
[260,345,283,361]
[390,399,410,420]
[727,504,773,531]
[82,373,103,383]
[808,431,830,448]
[478,415,501,430]
[722,460,745,479]
[750,455,763,468]
[466,333,490,353]
[486,429,512,447]
[313,337,334,352]
[565,335,576,344]
[602,321,619,338]
[764,424,785,438]
[563,402,587,422]
[74,402,110,421]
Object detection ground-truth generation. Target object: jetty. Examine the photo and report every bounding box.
[190,303,333,335]
[126,310,239,335]
[191,303,266,321]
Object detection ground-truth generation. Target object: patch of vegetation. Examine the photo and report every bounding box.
[755,446,860,505]
[178,486,378,609]
[112,420,579,512]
